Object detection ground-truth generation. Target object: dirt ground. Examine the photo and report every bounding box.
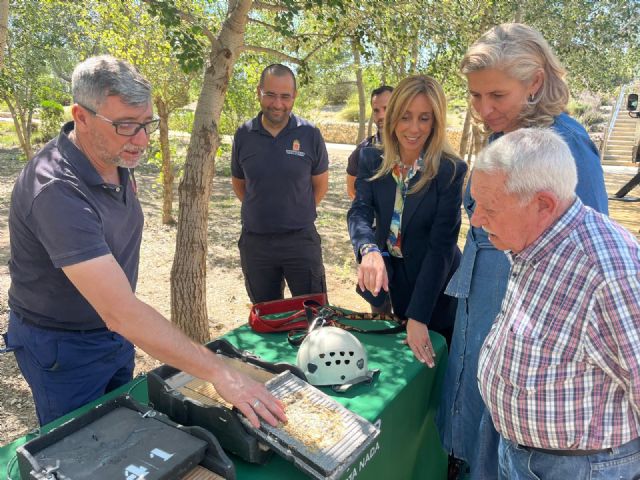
[1,143,639,447]
[0,143,374,445]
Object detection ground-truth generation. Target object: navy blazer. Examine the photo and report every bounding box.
[347,147,467,327]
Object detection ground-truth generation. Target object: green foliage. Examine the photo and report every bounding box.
[568,96,607,131]
[1,0,80,157]
[338,93,366,122]
[568,100,590,117]
[215,143,233,177]
[39,100,65,142]
[219,68,259,135]
[521,0,640,93]
[0,122,20,149]
[145,0,208,73]
[580,110,606,128]
[38,75,72,106]
[169,110,195,133]
[145,136,187,183]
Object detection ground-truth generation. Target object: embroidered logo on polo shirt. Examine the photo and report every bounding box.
[286,139,306,157]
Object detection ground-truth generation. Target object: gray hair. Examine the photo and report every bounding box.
[461,23,569,129]
[474,128,577,202]
[72,55,151,110]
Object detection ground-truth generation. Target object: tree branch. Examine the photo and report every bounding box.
[142,0,217,45]
[252,1,287,12]
[248,17,280,30]
[243,45,303,64]
[302,29,343,62]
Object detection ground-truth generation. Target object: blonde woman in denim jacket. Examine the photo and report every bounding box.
[436,23,608,480]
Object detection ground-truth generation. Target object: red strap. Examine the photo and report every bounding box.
[248,293,328,333]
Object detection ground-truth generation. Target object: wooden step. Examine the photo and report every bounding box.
[603,154,635,163]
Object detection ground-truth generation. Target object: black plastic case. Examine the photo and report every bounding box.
[147,339,305,464]
[16,395,235,480]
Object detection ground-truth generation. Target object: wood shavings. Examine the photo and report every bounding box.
[278,390,346,452]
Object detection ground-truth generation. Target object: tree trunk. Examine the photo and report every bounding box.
[409,37,419,74]
[5,98,33,160]
[155,98,175,225]
[514,4,524,23]
[459,109,472,165]
[471,124,484,157]
[351,37,366,144]
[170,0,251,343]
[0,0,8,69]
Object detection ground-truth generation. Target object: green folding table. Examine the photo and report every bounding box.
[0,323,448,479]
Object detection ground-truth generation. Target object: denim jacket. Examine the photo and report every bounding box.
[446,112,608,299]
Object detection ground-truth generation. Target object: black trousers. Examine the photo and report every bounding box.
[385,256,456,347]
[238,225,327,303]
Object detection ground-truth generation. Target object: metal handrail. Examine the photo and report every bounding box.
[601,83,629,161]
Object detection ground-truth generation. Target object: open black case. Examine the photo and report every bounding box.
[16,395,235,480]
[147,339,380,480]
[146,339,306,465]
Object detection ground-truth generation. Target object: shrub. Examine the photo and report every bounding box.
[568,99,590,117]
[37,100,64,143]
[581,110,606,127]
[338,93,369,122]
[324,82,355,105]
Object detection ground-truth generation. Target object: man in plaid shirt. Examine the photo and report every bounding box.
[471,128,640,479]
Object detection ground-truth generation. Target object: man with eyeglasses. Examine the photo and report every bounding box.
[5,56,286,428]
[231,64,329,303]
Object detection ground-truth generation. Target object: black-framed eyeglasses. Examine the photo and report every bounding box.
[78,103,160,137]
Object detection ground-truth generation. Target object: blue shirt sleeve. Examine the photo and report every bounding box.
[312,128,329,175]
[231,129,244,179]
[553,113,609,215]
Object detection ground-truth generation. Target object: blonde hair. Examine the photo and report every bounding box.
[372,75,458,194]
[460,23,569,130]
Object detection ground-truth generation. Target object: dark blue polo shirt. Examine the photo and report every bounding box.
[346,132,381,176]
[231,113,329,234]
[8,122,144,330]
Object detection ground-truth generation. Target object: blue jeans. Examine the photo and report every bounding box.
[498,436,640,480]
[7,310,135,425]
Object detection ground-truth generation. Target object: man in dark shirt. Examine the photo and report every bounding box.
[346,85,393,314]
[346,85,393,200]
[231,64,329,303]
[6,56,285,428]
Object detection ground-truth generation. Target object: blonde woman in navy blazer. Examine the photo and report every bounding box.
[348,75,467,366]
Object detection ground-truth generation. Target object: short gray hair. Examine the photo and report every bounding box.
[474,128,577,202]
[72,55,151,110]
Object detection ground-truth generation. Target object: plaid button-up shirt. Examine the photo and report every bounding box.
[478,199,640,449]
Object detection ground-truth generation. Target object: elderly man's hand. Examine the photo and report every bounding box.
[357,251,389,296]
[405,319,435,367]
[213,367,287,428]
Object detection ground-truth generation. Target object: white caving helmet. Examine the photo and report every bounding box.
[296,326,377,392]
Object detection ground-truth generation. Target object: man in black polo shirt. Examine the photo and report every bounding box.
[346,85,393,314]
[345,85,393,200]
[231,64,329,303]
[6,56,285,428]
